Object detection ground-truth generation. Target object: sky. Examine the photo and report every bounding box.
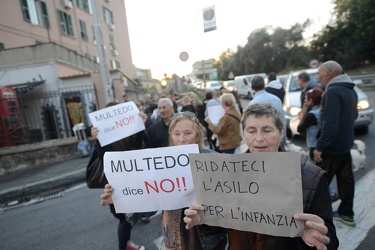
[124,0,335,80]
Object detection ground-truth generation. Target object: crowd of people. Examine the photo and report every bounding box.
[88,60,359,249]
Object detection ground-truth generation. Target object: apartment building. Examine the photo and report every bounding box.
[0,0,135,76]
[0,0,139,146]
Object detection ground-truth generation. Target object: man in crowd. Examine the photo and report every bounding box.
[297,71,320,107]
[265,72,285,103]
[313,60,358,227]
[250,75,286,146]
[146,97,175,148]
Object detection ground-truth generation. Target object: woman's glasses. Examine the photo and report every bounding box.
[171,111,196,121]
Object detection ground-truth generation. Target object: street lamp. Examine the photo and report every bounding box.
[160,73,168,91]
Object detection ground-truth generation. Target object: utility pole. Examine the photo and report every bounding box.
[201,59,206,89]
[91,0,114,104]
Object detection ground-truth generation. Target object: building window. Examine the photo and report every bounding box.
[82,0,91,13]
[93,55,100,63]
[21,0,37,24]
[40,1,49,28]
[92,25,96,43]
[110,60,120,69]
[103,7,114,25]
[0,43,4,51]
[58,10,74,36]
[79,20,88,41]
[76,0,92,14]
[21,0,49,27]
[109,34,116,50]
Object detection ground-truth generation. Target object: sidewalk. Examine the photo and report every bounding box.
[0,157,89,206]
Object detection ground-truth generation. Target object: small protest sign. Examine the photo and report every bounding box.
[207,105,225,126]
[189,152,304,237]
[88,101,145,146]
[104,144,200,213]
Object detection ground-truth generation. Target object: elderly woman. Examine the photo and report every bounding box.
[184,102,339,250]
[204,92,242,154]
[100,111,227,250]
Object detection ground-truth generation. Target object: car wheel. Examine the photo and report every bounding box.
[247,92,252,100]
[355,126,369,135]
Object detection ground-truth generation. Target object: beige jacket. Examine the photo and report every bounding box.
[208,107,242,150]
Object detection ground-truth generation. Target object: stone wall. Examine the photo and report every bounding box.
[0,138,94,176]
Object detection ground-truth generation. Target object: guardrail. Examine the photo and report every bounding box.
[348,73,375,84]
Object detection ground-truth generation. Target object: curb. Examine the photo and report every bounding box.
[0,169,86,205]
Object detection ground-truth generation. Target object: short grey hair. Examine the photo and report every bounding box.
[321,60,343,76]
[241,102,283,133]
[158,97,173,108]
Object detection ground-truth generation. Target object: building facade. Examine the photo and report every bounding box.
[0,0,139,147]
[0,0,135,77]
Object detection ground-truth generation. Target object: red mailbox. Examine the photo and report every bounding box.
[0,86,23,147]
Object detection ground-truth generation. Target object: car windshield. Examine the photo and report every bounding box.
[289,72,318,92]
[210,82,221,87]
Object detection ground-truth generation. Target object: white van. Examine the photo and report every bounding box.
[234,73,267,99]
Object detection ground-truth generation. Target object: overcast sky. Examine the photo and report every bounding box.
[124,0,335,80]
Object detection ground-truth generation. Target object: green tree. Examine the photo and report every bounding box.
[312,0,375,68]
[220,22,310,76]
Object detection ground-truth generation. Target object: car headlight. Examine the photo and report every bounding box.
[288,107,301,116]
[357,99,370,110]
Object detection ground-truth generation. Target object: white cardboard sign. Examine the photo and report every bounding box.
[189,152,304,237]
[104,144,200,213]
[88,102,145,146]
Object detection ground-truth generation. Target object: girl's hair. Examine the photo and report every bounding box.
[305,87,324,105]
[168,114,205,148]
[221,93,236,108]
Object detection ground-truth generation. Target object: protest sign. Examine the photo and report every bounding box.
[189,152,304,237]
[88,102,145,146]
[207,105,225,126]
[104,144,200,213]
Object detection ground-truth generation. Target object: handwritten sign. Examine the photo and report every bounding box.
[189,152,304,237]
[88,102,145,146]
[207,105,225,126]
[104,144,200,213]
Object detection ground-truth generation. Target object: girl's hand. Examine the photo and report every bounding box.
[100,184,114,206]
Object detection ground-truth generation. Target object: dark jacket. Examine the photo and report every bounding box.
[316,76,358,155]
[228,152,339,250]
[145,119,170,148]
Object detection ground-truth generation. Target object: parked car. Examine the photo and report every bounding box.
[277,74,288,86]
[234,73,267,99]
[283,68,374,136]
[205,80,223,91]
[193,80,203,89]
[223,80,236,91]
